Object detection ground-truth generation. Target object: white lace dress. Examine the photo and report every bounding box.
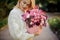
[8,7,34,40]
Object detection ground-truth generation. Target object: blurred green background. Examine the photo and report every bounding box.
[0,0,17,28]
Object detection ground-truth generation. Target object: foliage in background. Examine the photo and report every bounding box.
[48,17,60,40]
[0,18,8,28]
[35,0,48,11]
[0,0,17,28]
[35,0,59,12]
[48,17,60,31]
[47,0,57,4]
[0,0,17,21]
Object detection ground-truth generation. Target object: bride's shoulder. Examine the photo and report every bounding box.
[9,7,23,16]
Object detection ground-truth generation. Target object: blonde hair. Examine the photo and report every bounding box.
[31,0,35,8]
[18,0,22,2]
[18,0,35,8]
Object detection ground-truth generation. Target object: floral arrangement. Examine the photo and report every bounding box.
[22,6,47,34]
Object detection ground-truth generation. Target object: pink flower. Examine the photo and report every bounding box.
[30,11,35,16]
[30,22,34,25]
[31,19,34,22]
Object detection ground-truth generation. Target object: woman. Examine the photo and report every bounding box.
[8,0,58,40]
[8,0,36,40]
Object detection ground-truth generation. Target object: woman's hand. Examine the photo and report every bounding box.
[34,25,42,36]
[27,37,33,40]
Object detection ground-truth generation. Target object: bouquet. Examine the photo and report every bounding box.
[22,6,47,34]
